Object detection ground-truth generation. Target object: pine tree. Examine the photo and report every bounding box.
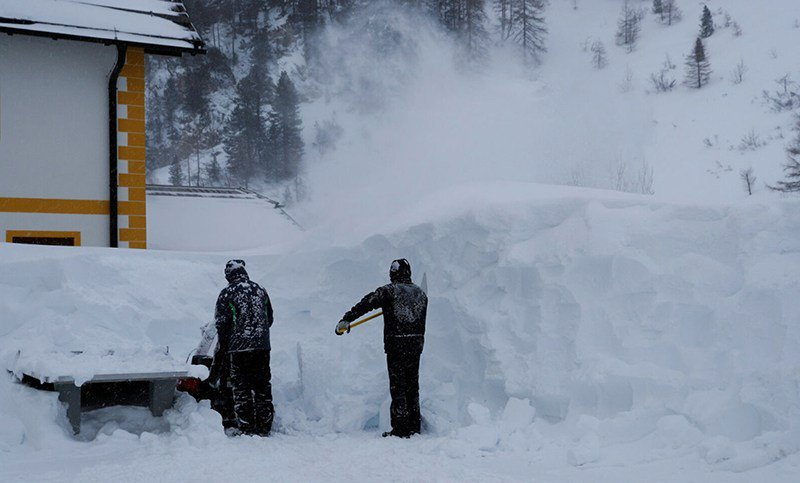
[463,0,489,61]
[249,22,273,67]
[684,37,711,89]
[182,50,228,118]
[495,0,512,40]
[770,117,800,192]
[267,71,304,181]
[224,65,271,188]
[238,0,264,32]
[296,0,323,62]
[590,40,607,69]
[509,0,548,64]
[169,157,184,186]
[437,0,463,32]
[616,0,641,53]
[299,0,323,32]
[205,155,224,186]
[700,5,714,38]
[652,0,663,17]
[432,1,489,60]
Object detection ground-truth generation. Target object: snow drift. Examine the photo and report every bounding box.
[2,183,799,478]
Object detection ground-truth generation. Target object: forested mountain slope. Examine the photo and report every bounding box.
[148,1,800,212]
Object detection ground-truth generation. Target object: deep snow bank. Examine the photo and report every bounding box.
[2,183,800,472]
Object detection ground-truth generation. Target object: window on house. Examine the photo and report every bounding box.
[6,231,81,246]
[11,236,76,246]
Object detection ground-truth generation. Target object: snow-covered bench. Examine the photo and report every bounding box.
[23,370,188,434]
[12,349,196,434]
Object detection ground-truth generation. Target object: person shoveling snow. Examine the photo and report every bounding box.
[336,259,428,438]
[213,259,275,436]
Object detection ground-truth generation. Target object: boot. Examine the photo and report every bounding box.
[382,430,411,438]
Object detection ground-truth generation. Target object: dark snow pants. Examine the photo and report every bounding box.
[210,364,236,429]
[230,350,274,436]
[386,337,424,436]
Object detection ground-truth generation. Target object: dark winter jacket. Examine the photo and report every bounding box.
[343,277,428,352]
[215,265,273,353]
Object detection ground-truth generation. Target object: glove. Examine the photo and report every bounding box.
[335,319,350,335]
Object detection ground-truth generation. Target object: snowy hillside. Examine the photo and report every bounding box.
[297,0,800,232]
[3,184,800,480]
[148,0,800,216]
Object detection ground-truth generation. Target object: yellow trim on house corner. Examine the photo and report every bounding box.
[0,197,109,215]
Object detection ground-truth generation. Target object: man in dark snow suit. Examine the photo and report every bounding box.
[337,259,428,438]
[214,259,274,436]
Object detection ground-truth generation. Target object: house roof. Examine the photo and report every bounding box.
[0,0,204,55]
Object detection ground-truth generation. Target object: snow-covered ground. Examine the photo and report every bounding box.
[3,0,800,480]
[2,183,800,480]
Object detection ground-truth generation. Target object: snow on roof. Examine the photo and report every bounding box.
[0,0,204,54]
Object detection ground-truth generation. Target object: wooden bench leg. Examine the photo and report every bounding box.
[54,382,81,434]
[149,379,175,417]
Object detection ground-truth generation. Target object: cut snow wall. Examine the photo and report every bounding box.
[2,186,799,450]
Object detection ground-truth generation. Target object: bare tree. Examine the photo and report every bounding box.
[612,158,654,194]
[651,53,677,92]
[740,168,756,195]
[662,53,676,70]
[619,66,635,93]
[638,160,655,195]
[730,58,747,85]
[662,0,682,25]
[738,129,764,152]
[762,74,799,112]
[650,69,676,92]
[655,0,682,26]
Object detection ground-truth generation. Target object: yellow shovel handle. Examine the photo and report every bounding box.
[337,311,383,335]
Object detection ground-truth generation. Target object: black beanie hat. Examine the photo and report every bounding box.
[390,258,412,283]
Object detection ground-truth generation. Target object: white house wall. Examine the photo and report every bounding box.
[0,35,116,199]
[0,34,119,246]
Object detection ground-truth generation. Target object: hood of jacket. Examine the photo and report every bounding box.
[225,259,249,283]
[389,258,412,284]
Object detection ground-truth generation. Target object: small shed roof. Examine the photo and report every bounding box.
[0,0,204,55]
